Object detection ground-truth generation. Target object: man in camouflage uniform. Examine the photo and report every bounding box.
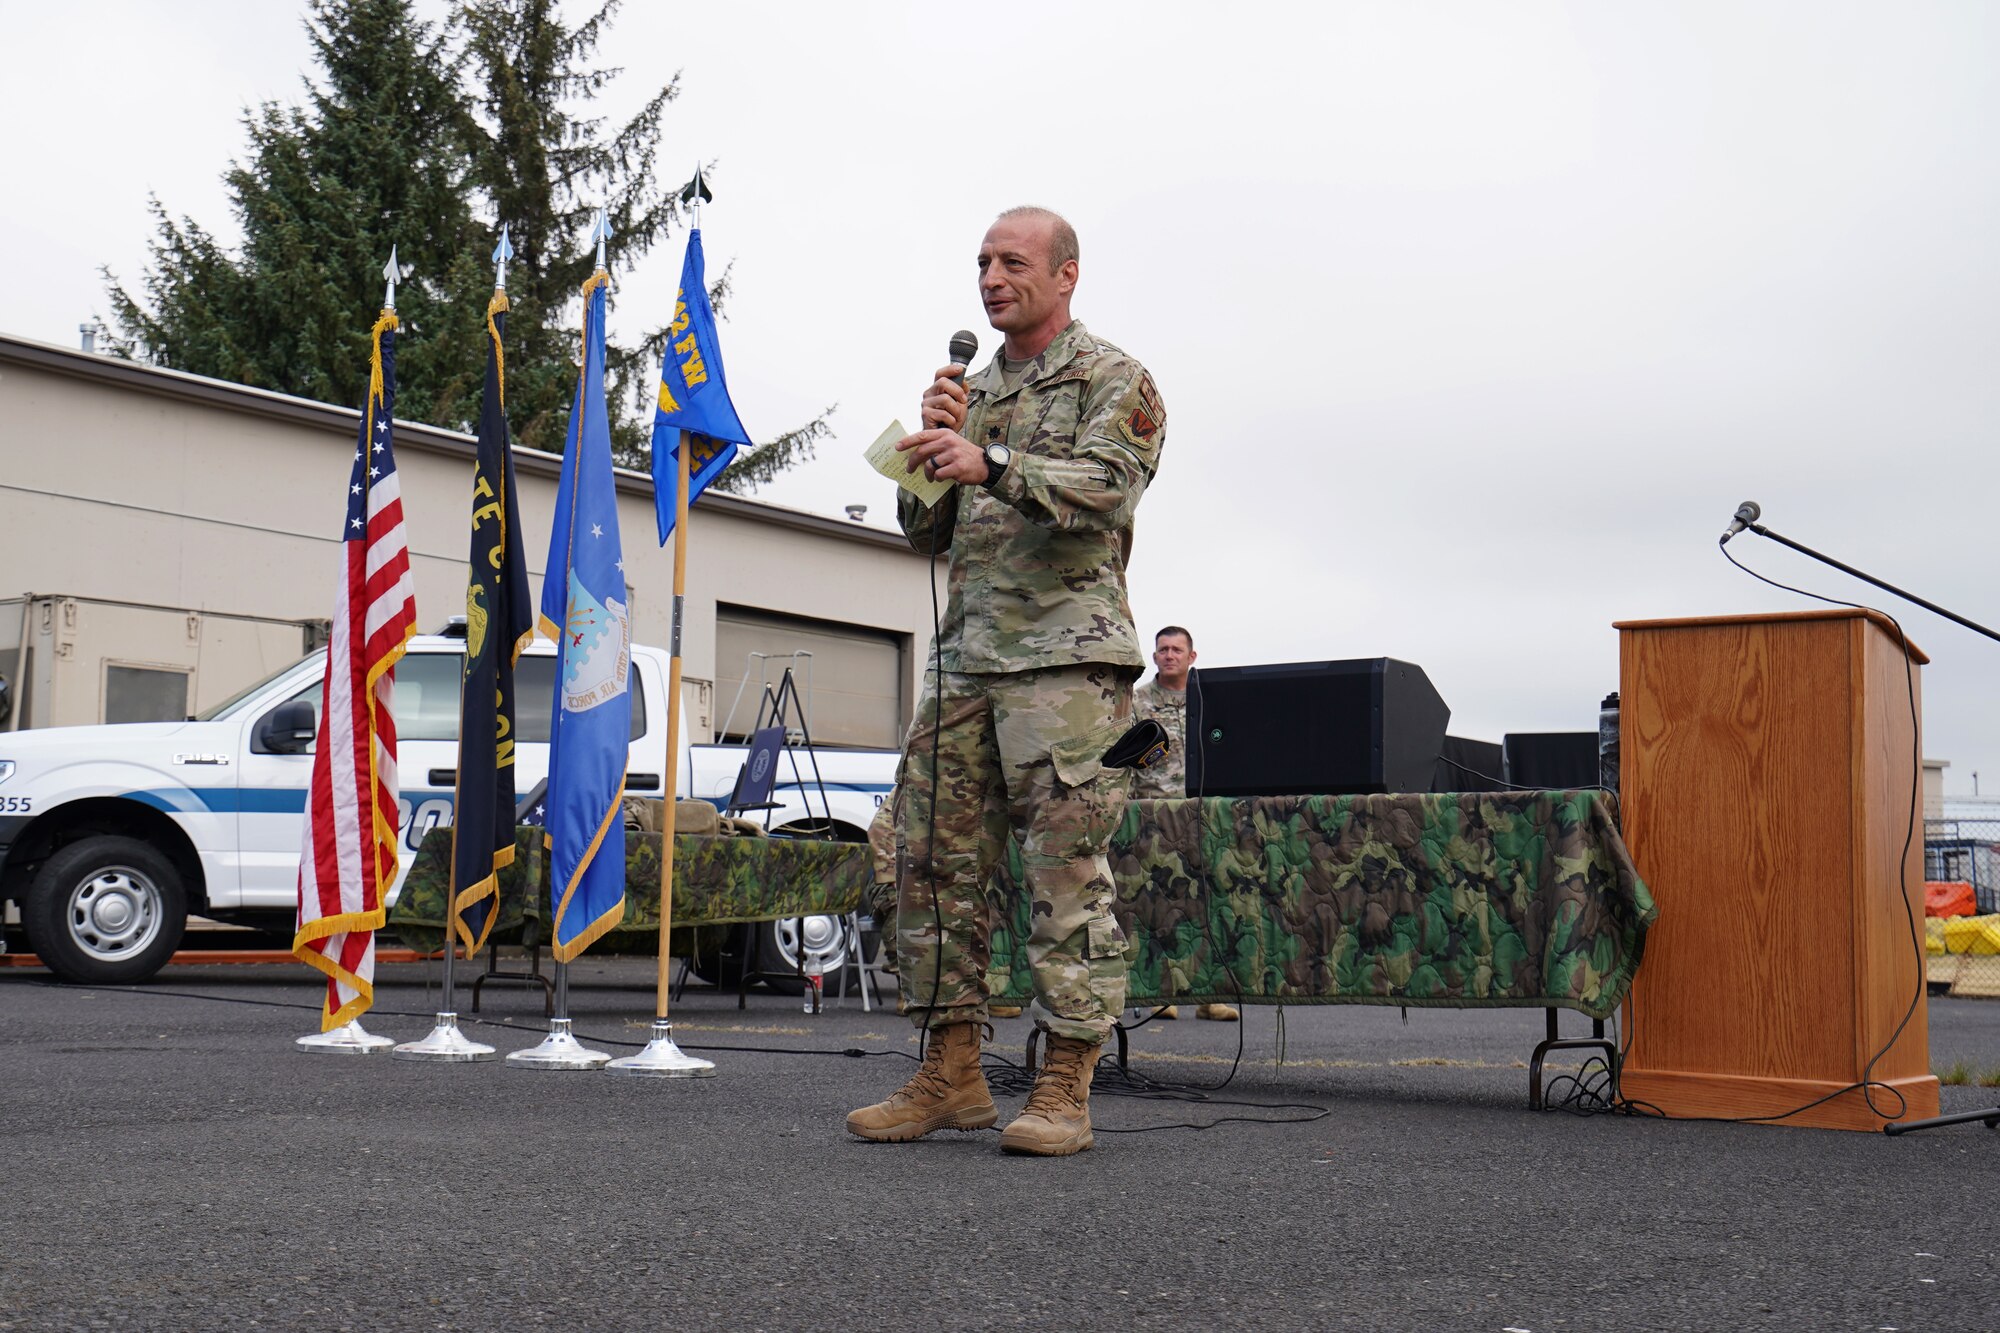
[1131,625,1238,1022]
[847,205,1164,1157]
[1129,626,1195,802]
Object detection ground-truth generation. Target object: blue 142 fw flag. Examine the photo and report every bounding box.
[651,228,753,543]
[537,271,631,962]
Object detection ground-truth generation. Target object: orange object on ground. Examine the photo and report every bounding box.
[1926,881,1977,919]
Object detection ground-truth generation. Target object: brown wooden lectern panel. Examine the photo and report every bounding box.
[1616,609,1937,1131]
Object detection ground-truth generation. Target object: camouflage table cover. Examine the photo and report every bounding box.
[987,792,1653,1021]
[388,828,869,954]
[390,793,1652,1021]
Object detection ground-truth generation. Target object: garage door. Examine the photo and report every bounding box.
[714,606,906,749]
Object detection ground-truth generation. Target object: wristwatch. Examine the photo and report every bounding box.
[981,442,1012,488]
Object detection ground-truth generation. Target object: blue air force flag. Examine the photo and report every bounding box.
[537,271,631,962]
[651,229,752,544]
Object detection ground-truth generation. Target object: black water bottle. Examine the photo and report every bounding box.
[1598,691,1621,794]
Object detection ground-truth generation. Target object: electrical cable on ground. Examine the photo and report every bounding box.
[21,976,1329,1132]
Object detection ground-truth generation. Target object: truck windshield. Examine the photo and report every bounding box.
[193,652,317,721]
[257,650,648,743]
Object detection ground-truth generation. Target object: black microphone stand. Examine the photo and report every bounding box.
[1728,508,2000,1135]
[1731,516,2000,645]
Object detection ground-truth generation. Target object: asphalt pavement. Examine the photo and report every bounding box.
[4,956,1998,1332]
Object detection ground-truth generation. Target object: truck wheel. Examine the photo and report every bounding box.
[758,821,867,995]
[759,914,853,996]
[24,836,187,984]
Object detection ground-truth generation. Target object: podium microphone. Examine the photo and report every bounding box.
[1719,500,1762,545]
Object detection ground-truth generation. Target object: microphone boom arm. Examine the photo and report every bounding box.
[1739,518,2000,645]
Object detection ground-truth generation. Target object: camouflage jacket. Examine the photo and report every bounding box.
[1129,678,1187,799]
[899,321,1164,674]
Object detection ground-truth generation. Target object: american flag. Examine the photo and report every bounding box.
[290,312,418,1030]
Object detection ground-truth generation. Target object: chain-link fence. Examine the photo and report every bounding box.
[1925,798,2000,1003]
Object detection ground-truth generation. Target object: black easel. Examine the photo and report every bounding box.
[720,665,852,1008]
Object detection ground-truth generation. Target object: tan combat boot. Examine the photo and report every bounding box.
[998,1034,1101,1156]
[846,1022,998,1142]
[1196,1003,1240,1021]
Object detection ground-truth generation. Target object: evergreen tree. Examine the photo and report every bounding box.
[460,0,831,482]
[105,0,490,428]
[106,0,828,489]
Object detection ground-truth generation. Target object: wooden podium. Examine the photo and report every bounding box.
[1615,609,1938,1130]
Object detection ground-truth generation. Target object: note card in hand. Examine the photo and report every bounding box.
[864,419,953,509]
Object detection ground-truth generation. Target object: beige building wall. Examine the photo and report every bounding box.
[0,333,939,742]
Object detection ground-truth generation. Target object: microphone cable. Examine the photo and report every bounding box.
[912,333,981,1063]
[918,493,945,1061]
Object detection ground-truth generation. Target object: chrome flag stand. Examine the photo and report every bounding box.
[607,1018,714,1078]
[394,1007,496,1062]
[296,1020,393,1055]
[393,910,493,1061]
[507,961,609,1070]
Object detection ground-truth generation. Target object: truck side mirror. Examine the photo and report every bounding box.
[255,699,318,754]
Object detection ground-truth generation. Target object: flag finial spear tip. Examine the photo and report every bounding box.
[590,207,612,272]
[680,165,711,226]
[381,245,400,311]
[492,224,514,290]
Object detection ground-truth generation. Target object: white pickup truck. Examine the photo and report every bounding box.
[0,630,897,985]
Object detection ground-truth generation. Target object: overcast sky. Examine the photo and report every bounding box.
[5,1,1999,793]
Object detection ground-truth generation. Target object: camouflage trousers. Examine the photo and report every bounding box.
[865,785,901,960]
[896,665,1132,1043]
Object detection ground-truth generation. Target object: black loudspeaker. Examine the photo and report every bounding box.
[1501,732,1598,789]
[1187,658,1450,798]
[1433,735,1507,793]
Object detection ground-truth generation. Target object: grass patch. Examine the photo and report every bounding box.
[1122,1051,1541,1072]
[644,1020,813,1037]
[1979,1067,2000,1089]
[1939,1060,1972,1085]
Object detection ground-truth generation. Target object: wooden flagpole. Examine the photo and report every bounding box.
[654,429,693,1017]
[607,424,712,1074]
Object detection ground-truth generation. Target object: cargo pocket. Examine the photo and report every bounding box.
[1086,917,1125,961]
[1048,720,1127,793]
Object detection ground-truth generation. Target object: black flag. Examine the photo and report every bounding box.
[451,290,535,955]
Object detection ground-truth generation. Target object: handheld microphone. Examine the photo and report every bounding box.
[926,330,980,439]
[1720,500,1762,545]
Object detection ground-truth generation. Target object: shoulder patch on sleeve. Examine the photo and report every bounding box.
[1121,372,1163,444]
